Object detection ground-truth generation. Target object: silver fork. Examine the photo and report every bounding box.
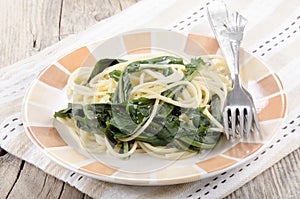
[221,12,260,139]
[207,2,260,139]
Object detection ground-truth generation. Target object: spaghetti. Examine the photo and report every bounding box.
[54,54,232,159]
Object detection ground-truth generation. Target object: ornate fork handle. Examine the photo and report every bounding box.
[222,12,247,90]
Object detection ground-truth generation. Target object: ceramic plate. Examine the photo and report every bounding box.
[22,29,287,185]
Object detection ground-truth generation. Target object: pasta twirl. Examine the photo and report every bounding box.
[54,55,232,160]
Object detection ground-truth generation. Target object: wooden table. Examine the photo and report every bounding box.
[0,1,299,198]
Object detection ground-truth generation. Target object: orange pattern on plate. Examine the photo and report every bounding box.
[274,73,284,90]
[27,126,67,148]
[258,94,286,121]
[257,74,280,96]
[58,46,97,72]
[223,142,263,159]
[79,162,116,176]
[184,34,219,55]
[123,32,151,54]
[38,65,69,90]
[196,156,237,173]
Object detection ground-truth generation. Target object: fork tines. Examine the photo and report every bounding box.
[223,106,254,139]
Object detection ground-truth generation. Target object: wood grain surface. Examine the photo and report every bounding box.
[0,0,299,198]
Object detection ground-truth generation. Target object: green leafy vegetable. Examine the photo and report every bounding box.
[86,59,126,84]
[161,57,205,99]
[54,56,221,152]
[109,70,122,82]
[184,57,206,81]
[54,98,216,151]
[54,103,72,119]
[111,56,186,103]
[210,94,222,123]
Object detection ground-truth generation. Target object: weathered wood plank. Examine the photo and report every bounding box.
[59,184,92,199]
[0,154,92,199]
[0,148,7,156]
[5,159,93,199]
[0,0,138,66]
[7,160,64,198]
[59,0,138,40]
[0,0,62,67]
[0,154,24,199]
[29,0,63,51]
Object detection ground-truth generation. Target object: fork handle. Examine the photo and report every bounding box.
[230,39,242,89]
[222,11,247,86]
